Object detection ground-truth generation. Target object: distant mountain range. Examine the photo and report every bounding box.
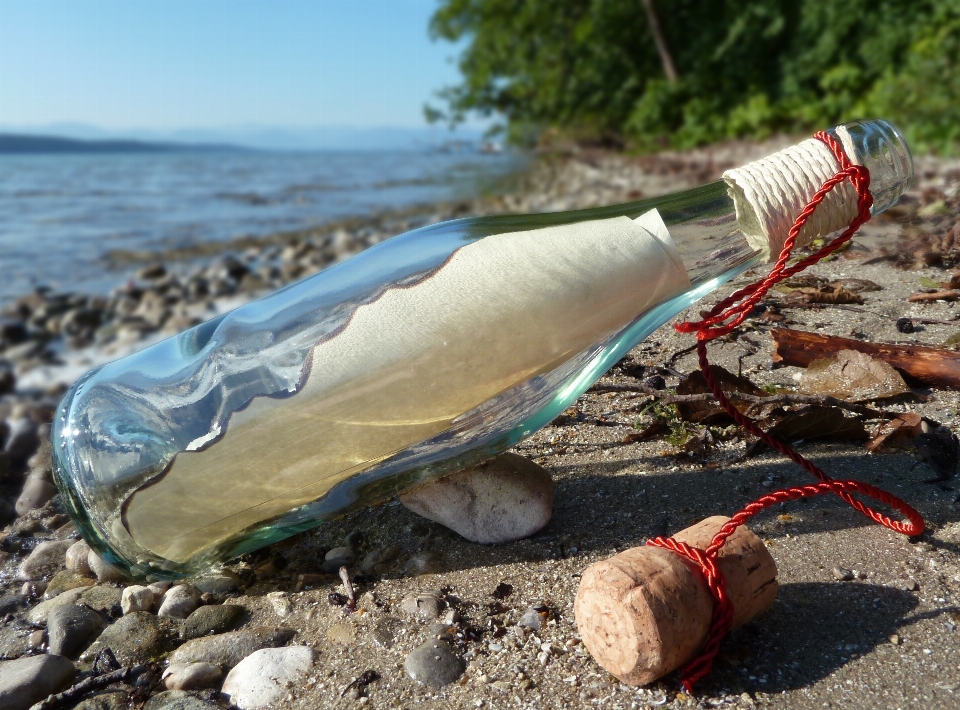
[0,123,486,152]
[0,133,245,154]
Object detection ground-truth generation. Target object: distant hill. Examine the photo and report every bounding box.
[0,123,486,152]
[0,133,246,154]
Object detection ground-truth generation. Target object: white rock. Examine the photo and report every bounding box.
[121,585,156,615]
[64,540,92,576]
[266,591,292,618]
[158,584,201,619]
[162,662,224,691]
[221,646,315,709]
[399,453,553,544]
[87,550,129,583]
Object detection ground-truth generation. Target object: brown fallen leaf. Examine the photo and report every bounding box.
[675,366,767,424]
[829,278,882,293]
[747,406,868,456]
[867,412,924,454]
[800,350,910,402]
[908,289,960,302]
[783,285,864,305]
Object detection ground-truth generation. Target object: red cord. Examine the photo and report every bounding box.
[650,131,925,694]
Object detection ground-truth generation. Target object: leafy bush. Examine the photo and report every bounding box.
[428,0,960,152]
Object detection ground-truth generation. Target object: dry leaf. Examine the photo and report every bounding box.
[675,366,767,424]
[747,406,868,456]
[829,278,882,293]
[800,350,910,402]
[867,412,924,453]
[783,285,864,305]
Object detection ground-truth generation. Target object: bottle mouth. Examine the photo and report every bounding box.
[830,119,915,214]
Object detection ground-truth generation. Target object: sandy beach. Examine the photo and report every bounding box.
[2,139,960,710]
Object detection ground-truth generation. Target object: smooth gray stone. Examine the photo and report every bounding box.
[404,640,465,687]
[15,478,57,516]
[221,647,315,709]
[400,453,553,544]
[180,604,244,640]
[0,654,75,710]
[17,540,72,580]
[168,627,295,669]
[143,690,220,710]
[80,611,181,666]
[47,604,105,657]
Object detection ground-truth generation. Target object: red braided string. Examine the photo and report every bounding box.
[649,131,925,694]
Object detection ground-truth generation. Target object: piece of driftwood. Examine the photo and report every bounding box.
[575,516,778,687]
[771,328,960,389]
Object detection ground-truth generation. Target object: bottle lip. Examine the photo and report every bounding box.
[831,119,914,214]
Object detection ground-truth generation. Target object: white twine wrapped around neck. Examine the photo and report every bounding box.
[723,128,862,260]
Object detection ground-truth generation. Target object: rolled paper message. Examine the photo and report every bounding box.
[574,516,778,686]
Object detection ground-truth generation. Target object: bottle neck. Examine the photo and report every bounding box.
[664,119,914,289]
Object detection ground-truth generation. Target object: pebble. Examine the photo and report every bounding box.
[17,539,72,580]
[122,585,156,615]
[80,611,182,666]
[27,587,87,624]
[168,627,296,668]
[65,540,93,575]
[162,662,224,691]
[266,591,292,617]
[400,591,444,619]
[180,603,244,640]
[517,605,549,631]
[404,639,465,687]
[158,584,201,619]
[0,654,76,710]
[321,546,355,573]
[87,550,129,583]
[399,453,553,544]
[15,478,57,516]
[221,646,315,709]
[47,603,105,657]
[832,567,855,582]
[142,690,221,710]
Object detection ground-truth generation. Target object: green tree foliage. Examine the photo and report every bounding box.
[428,0,960,152]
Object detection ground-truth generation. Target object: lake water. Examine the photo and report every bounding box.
[0,148,526,305]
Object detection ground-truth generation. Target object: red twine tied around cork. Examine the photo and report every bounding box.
[647,131,926,694]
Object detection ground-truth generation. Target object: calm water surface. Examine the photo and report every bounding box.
[0,149,526,304]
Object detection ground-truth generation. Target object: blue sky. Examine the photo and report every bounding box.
[0,0,466,130]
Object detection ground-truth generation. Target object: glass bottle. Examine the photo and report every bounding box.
[52,120,913,579]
